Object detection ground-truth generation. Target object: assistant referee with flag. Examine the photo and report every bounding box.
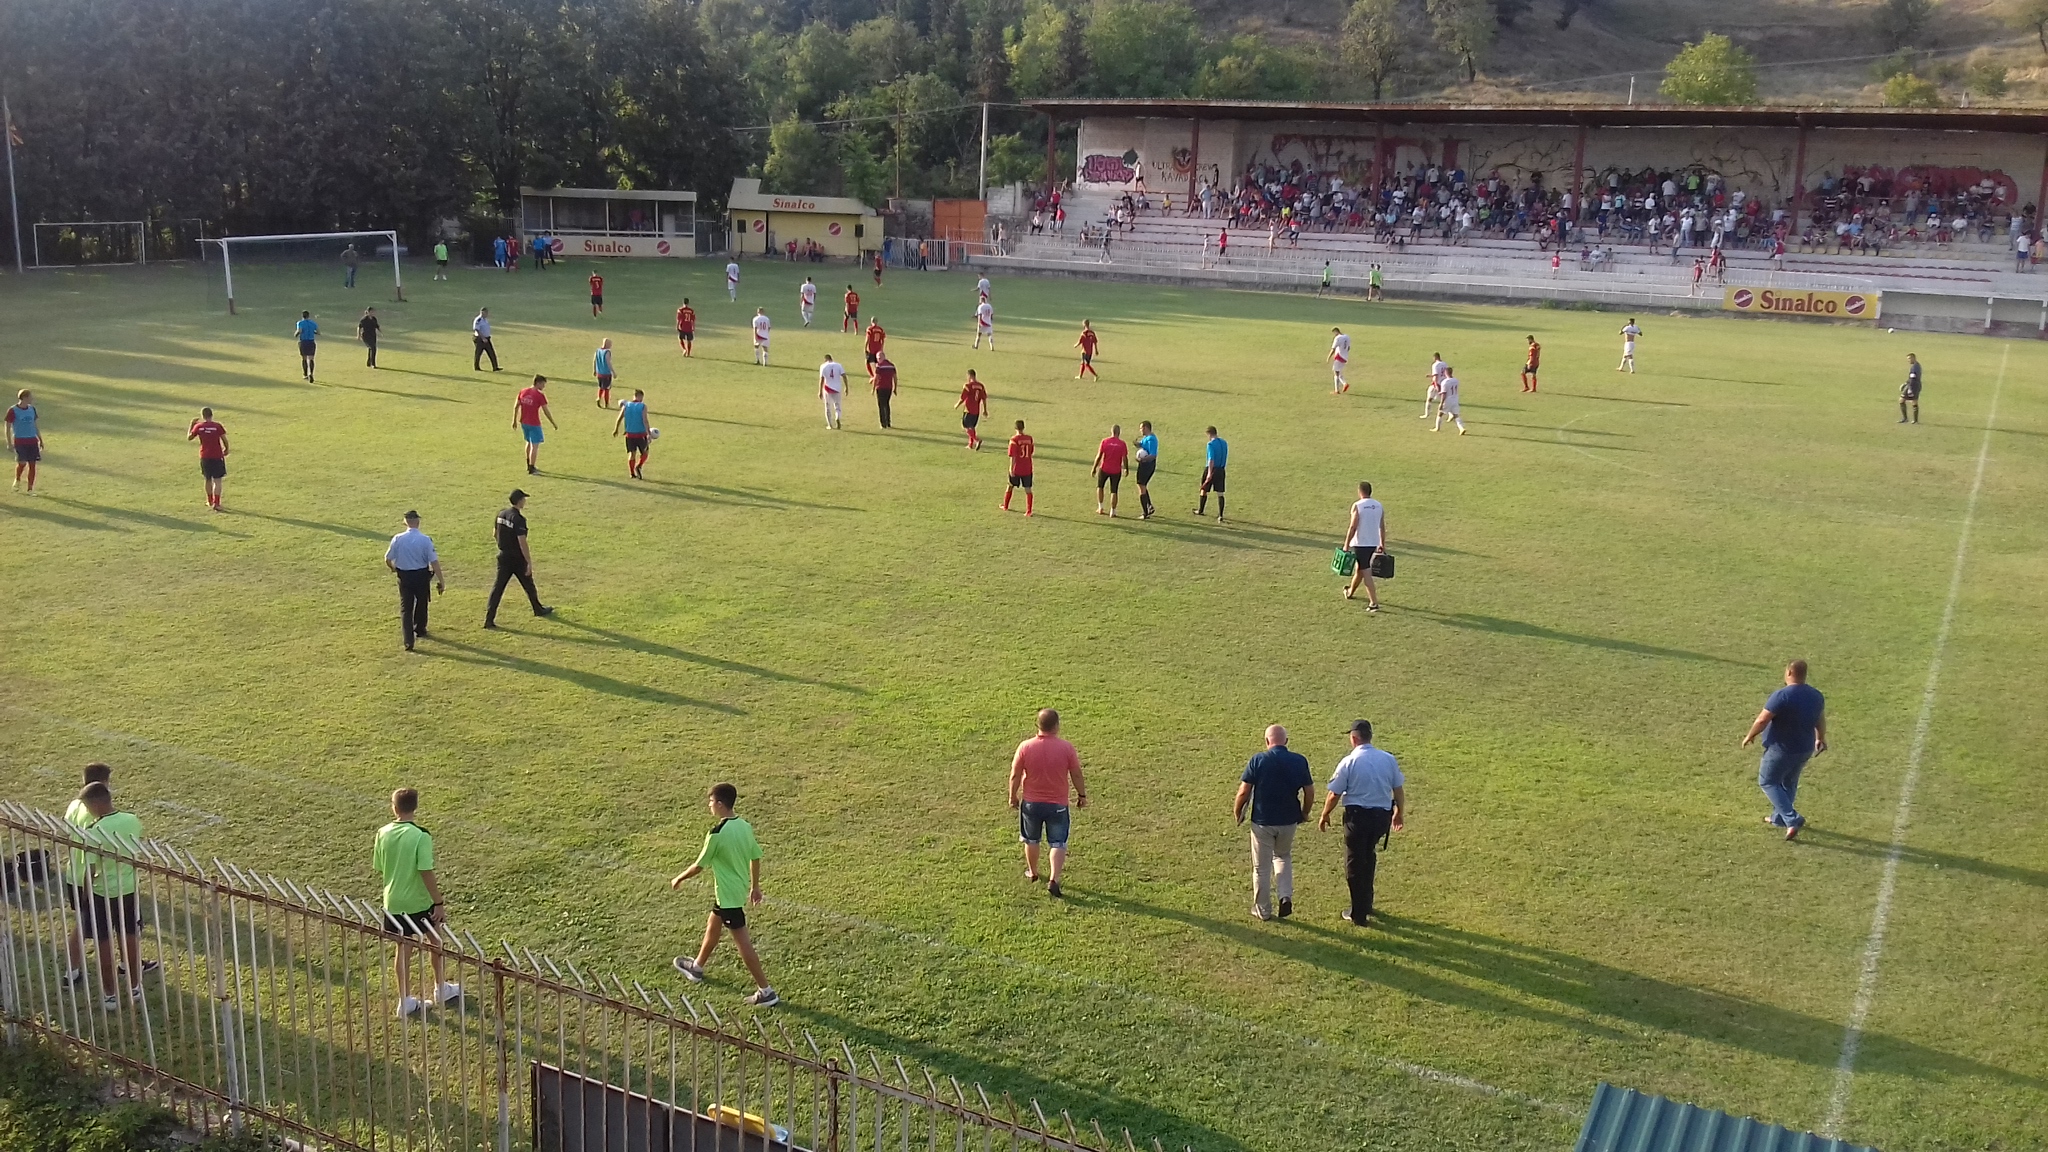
[384,510,443,651]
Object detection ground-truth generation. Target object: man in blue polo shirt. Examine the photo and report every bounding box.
[294,312,319,382]
[1194,425,1228,522]
[1234,725,1314,921]
[1742,659,1827,840]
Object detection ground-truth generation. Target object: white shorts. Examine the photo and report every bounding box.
[1332,357,1347,369]
[1440,397,1460,414]
[1427,381,1443,397]
[978,323,993,334]
[1623,342,1636,355]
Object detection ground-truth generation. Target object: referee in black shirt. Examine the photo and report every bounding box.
[483,489,552,628]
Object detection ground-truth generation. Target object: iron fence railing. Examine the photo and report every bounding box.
[0,802,1144,1152]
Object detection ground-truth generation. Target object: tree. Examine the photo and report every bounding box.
[1873,0,1935,52]
[1195,35,1321,99]
[2010,0,2048,54]
[1341,0,1409,101]
[1428,0,1494,82]
[1081,0,1203,97]
[970,0,1014,103]
[1965,55,2008,98]
[1007,1,1078,96]
[1658,33,1759,106]
[783,22,860,118]
[1494,0,1531,26]
[1883,71,1942,107]
[762,118,838,192]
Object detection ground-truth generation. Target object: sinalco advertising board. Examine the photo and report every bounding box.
[548,234,688,258]
[1723,286,1878,320]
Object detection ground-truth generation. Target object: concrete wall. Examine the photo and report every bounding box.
[1076,117,2048,210]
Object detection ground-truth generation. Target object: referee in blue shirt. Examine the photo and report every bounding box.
[383,511,444,651]
[1318,720,1405,926]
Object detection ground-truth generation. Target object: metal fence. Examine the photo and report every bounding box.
[0,803,1137,1152]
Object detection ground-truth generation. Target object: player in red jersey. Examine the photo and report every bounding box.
[863,319,886,370]
[1002,420,1034,516]
[1092,425,1129,517]
[188,407,230,511]
[1075,322,1100,380]
[1520,336,1541,392]
[676,299,696,355]
[843,286,860,332]
[514,376,558,475]
[588,271,604,316]
[955,370,988,450]
[872,251,883,287]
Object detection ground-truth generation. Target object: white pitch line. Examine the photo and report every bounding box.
[1821,346,2006,1138]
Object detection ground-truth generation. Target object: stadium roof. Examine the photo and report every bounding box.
[1575,1084,1881,1152]
[1025,98,2048,134]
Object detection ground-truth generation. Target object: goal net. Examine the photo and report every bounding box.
[208,230,405,314]
[33,220,147,267]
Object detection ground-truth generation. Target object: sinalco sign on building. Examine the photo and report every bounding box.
[1724,287,1877,320]
[564,235,684,258]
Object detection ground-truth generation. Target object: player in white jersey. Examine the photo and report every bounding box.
[973,300,995,349]
[1421,353,1448,419]
[818,355,846,429]
[976,276,991,303]
[1328,327,1351,394]
[1432,366,1467,435]
[751,308,771,365]
[726,261,740,301]
[1617,320,1640,372]
[800,277,818,326]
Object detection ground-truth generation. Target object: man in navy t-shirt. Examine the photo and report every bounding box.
[1742,659,1828,839]
[1234,725,1314,920]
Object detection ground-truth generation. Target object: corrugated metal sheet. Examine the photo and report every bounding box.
[1024,98,2048,134]
[1575,1083,1882,1152]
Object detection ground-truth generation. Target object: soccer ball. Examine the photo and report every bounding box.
[649,428,661,440]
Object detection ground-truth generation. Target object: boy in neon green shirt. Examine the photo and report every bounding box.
[62,762,112,983]
[77,782,149,1009]
[373,787,459,1017]
[670,783,776,1006]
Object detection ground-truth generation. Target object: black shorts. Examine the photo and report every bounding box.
[713,905,747,930]
[1352,545,1378,568]
[298,340,317,357]
[1136,459,1156,485]
[436,259,448,267]
[846,311,858,323]
[64,882,86,909]
[591,294,603,306]
[382,906,439,937]
[14,441,40,463]
[864,351,879,366]
[1202,467,1226,493]
[962,412,980,429]
[1901,387,1921,401]
[1009,473,1033,489]
[677,328,693,341]
[596,374,612,389]
[81,892,140,940]
[200,457,226,479]
[1080,352,1093,364]
[625,434,648,453]
[1097,471,1120,493]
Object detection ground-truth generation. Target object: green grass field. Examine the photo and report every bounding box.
[2,255,2044,1152]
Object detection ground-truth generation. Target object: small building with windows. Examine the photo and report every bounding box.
[726,179,881,259]
[520,187,698,258]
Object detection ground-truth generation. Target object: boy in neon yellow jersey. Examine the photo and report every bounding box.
[374,787,460,1018]
[670,783,776,1006]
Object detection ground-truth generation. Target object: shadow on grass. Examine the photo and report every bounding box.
[0,500,126,531]
[1073,895,2045,1090]
[430,637,745,713]
[43,497,250,537]
[1485,421,1632,437]
[551,471,859,513]
[1394,606,1764,667]
[1546,392,1690,407]
[320,377,468,403]
[780,1004,1253,1152]
[842,427,967,448]
[1070,514,1269,553]
[548,617,866,694]
[237,510,391,542]
[1490,434,1646,453]
[1798,829,2048,890]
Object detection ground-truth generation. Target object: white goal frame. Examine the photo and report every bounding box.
[207,230,404,314]
[32,220,147,267]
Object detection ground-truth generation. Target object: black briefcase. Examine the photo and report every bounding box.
[1369,551,1395,579]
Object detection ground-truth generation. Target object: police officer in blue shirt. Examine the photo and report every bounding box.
[1319,720,1405,926]
[383,511,444,651]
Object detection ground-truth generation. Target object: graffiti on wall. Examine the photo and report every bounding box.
[1080,150,1139,184]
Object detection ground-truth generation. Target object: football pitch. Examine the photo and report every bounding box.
[2,256,2044,1152]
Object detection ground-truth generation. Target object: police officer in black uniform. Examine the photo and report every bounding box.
[483,489,552,628]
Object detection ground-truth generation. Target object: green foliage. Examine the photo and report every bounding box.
[782,23,861,118]
[1427,0,1494,82]
[1873,0,1936,51]
[1659,33,1760,106]
[1871,49,1917,81]
[1342,0,1411,100]
[984,132,1046,187]
[763,119,838,194]
[1883,71,1943,107]
[1080,0,1203,97]
[1194,35,1321,99]
[1492,0,1531,27]
[1006,1,1081,97]
[1965,55,2008,97]
[2013,0,2048,54]
[0,1038,229,1152]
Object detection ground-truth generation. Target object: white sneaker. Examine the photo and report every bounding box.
[743,987,780,1007]
[396,996,424,1018]
[673,957,705,982]
[435,982,463,1006]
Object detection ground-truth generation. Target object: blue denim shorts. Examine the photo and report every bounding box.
[1759,745,1812,789]
[1018,802,1070,848]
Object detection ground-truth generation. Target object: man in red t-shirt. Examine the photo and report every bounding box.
[1002,419,1035,516]
[843,287,860,332]
[1075,322,1099,379]
[871,354,897,429]
[954,370,988,450]
[1008,708,1088,898]
[1520,336,1541,393]
[863,319,886,368]
[513,376,558,475]
[675,299,695,355]
[187,407,230,511]
[588,272,604,316]
[1092,424,1129,517]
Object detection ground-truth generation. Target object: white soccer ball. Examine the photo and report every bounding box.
[1887,328,1896,334]
[649,428,661,440]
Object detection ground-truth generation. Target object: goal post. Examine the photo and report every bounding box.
[208,230,404,314]
[32,220,147,267]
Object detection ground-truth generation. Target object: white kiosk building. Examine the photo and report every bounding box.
[519,187,699,258]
